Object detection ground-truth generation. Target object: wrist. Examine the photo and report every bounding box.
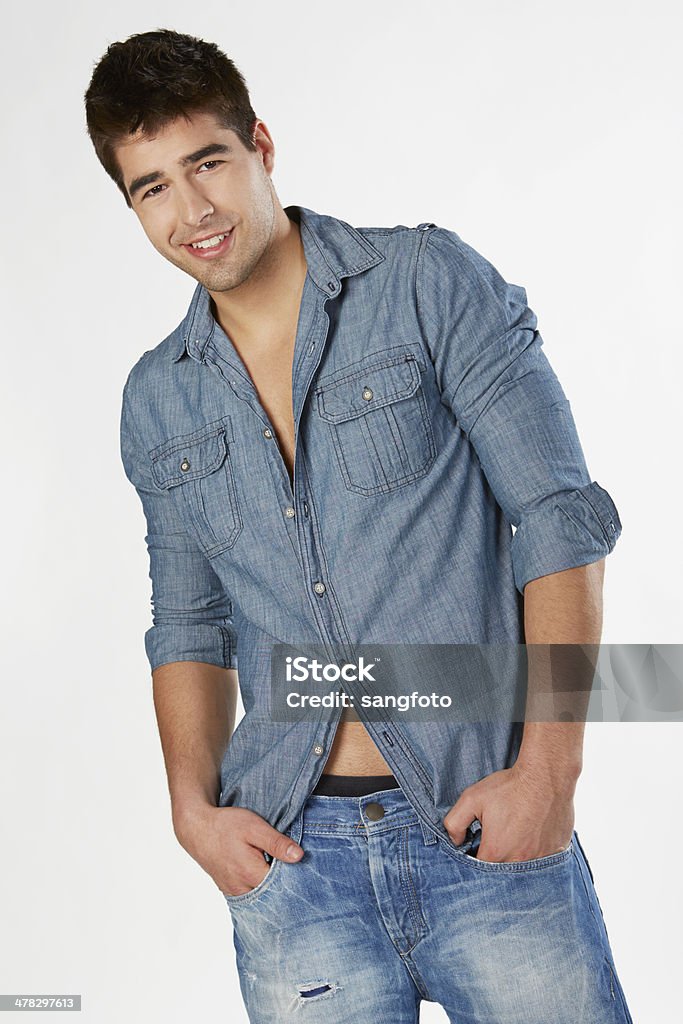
[172,796,217,844]
[513,755,582,796]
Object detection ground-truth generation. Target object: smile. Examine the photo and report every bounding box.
[181,228,234,259]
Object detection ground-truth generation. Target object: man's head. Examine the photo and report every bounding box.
[84,29,282,292]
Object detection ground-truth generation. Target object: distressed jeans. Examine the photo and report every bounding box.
[223,786,634,1023]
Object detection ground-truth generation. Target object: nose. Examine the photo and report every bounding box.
[175,180,214,230]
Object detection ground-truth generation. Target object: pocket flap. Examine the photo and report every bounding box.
[317,356,421,424]
[150,420,232,490]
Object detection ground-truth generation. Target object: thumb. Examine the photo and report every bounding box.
[443,789,480,846]
[261,824,304,862]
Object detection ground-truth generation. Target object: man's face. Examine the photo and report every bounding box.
[115,110,277,293]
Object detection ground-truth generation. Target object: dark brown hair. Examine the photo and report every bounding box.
[84,29,258,207]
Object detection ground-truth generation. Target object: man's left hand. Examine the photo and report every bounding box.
[443,762,575,862]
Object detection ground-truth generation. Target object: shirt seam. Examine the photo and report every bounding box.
[415,227,517,440]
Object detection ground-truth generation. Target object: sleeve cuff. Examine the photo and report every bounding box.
[510,480,622,594]
[144,622,238,672]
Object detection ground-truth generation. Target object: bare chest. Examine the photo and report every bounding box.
[238,338,394,777]
[242,339,297,486]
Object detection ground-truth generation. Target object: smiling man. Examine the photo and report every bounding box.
[85,29,633,1023]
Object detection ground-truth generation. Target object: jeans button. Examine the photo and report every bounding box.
[365,802,385,821]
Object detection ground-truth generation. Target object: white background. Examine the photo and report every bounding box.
[1,1,681,1021]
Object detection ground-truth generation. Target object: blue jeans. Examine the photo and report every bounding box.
[224,786,634,1022]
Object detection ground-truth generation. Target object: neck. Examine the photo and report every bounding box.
[208,207,307,350]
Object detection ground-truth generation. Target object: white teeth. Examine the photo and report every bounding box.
[191,233,226,249]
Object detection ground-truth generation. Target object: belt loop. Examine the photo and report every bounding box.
[419,816,438,846]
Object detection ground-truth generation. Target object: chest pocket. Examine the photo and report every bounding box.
[315,352,436,496]
[149,417,242,558]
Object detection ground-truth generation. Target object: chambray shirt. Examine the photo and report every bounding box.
[120,204,622,844]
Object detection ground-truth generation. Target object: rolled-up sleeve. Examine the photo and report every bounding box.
[120,370,238,671]
[416,226,622,594]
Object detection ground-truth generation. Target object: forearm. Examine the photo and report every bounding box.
[151,661,238,838]
[516,560,605,790]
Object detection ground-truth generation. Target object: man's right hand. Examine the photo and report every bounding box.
[173,804,304,898]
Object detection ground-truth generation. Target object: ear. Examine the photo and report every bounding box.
[252,119,276,172]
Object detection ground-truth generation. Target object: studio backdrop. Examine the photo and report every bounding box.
[0,2,680,1022]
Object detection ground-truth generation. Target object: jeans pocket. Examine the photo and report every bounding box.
[443,828,575,872]
[222,854,282,908]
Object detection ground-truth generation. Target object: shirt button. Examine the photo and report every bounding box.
[362,387,373,401]
[313,582,326,595]
[180,458,190,472]
[610,522,616,532]
[263,428,273,439]
[284,506,296,518]
[313,744,324,755]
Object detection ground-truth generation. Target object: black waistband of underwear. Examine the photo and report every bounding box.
[311,773,401,797]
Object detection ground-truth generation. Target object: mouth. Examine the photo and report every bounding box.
[181,227,235,260]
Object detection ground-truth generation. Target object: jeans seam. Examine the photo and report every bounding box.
[572,847,598,921]
[605,957,634,1023]
[398,825,426,941]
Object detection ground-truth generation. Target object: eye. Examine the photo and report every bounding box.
[142,183,166,200]
[198,160,223,171]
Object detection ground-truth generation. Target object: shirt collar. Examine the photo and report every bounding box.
[172,204,385,363]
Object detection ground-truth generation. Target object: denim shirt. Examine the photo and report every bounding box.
[119,204,622,845]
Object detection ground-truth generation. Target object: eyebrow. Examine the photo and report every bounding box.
[128,143,233,201]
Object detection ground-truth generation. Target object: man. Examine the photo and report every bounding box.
[85,29,633,1023]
